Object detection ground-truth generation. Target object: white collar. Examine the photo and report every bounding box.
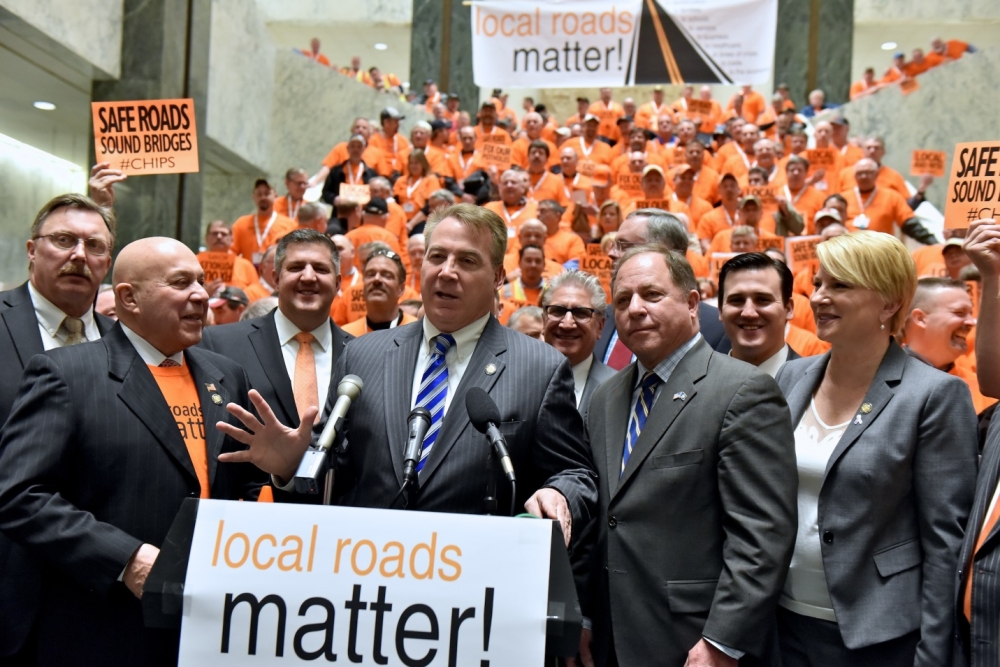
[421,312,491,364]
[572,354,594,386]
[756,345,789,378]
[27,281,97,338]
[273,308,331,352]
[120,322,185,367]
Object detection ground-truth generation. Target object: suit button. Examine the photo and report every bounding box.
[188,491,197,497]
[608,516,617,528]
[822,530,834,544]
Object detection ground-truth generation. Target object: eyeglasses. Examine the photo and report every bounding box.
[544,305,598,323]
[35,232,110,256]
[611,238,641,254]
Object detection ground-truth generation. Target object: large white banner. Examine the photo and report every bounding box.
[471,0,778,88]
[178,500,552,665]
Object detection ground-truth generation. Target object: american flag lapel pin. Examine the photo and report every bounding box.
[672,391,686,401]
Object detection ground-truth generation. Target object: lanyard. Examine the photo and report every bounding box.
[736,145,750,169]
[406,177,423,199]
[671,193,690,207]
[784,185,805,206]
[347,162,364,184]
[254,211,277,248]
[500,202,522,226]
[284,196,301,219]
[564,173,580,199]
[579,139,594,157]
[530,171,548,195]
[458,151,476,174]
[855,187,877,213]
[722,206,734,227]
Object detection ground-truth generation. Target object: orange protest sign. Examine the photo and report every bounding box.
[197,252,235,284]
[900,78,920,96]
[757,236,784,252]
[944,141,1000,229]
[686,99,714,118]
[748,185,777,208]
[709,253,739,281]
[805,148,838,170]
[617,173,643,196]
[910,150,946,178]
[784,236,822,274]
[339,183,371,205]
[634,199,672,211]
[481,142,513,170]
[582,244,612,299]
[92,98,198,175]
[578,159,596,178]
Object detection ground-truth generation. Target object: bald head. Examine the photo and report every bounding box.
[519,219,547,248]
[114,237,209,356]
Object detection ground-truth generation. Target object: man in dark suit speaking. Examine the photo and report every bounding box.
[219,204,597,544]
[0,237,267,666]
[579,245,797,666]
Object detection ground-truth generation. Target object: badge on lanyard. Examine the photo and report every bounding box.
[854,214,870,230]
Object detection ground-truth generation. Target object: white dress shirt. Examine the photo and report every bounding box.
[410,313,491,416]
[571,355,594,408]
[729,344,789,379]
[273,309,334,413]
[120,324,185,366]
[28,281,100,350]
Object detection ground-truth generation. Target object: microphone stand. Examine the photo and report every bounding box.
[483,441,498,515]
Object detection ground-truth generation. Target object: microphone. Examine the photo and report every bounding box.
[466,388,516,484]
[401,407,432,488]
[293,374,364,495]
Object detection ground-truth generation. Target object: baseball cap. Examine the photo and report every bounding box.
[673,164,692,176]
[480,99,497,109]
[380,107,405,120]
[616,115,634,125]
[576,96,590,103]
[347,133,366,144]
[591,165,612,187]
[815,207,841,223]
[738,195,762,208]
[831,115,850,126]
[642,164,665,179]
[253,178,272,190]
[583,114,600,123]
[209,286,249,309]
[718,171,738,185]
[943,237,966,253]
[363,197,389,215]
[430,119,452,132]
[653,85,663,92]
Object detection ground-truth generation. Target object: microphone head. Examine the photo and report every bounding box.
[408,406,431,424]
[465,387,501,434]
[337,374,364,401]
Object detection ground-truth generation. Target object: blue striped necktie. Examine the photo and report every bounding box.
[415,333,456,472]
[621,371,661,476]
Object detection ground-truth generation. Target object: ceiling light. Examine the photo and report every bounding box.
[374,43,388,51]
[880,42,897,51]
[33,101,56,111]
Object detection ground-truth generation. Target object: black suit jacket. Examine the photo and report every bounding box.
[325,316,598,527]
[586,339,797,665]
[579,355,616,416]
[0,324,267,666]
[200,310,352,427]
[321,160,379,206]
[595,302,729,362]
[0,282,114,656]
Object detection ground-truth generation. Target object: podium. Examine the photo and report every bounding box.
[142,498,582,664]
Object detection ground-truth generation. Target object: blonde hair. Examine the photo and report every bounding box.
[731,225,758,240]
[816,231,917,333]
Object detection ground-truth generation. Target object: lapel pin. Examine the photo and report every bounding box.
[853,414,863,425]
[211,394,223,405]
[861,403,872,414]
[672,391,687,401]
[485,363,497,375]
[206,383,216,392]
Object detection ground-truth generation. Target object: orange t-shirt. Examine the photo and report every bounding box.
[839,165,910,199]
[474,126,513,151]
[780,185,827,235]
[196,251,259,290]
[837,143,865,168]
[398,145,449,180]
[484,199,539,237]
[691,165,721,204]
[321,143,386,172]
[793,266,816,298]
[697,206,738,242]
[951,363,997,415]
[230,212,297,261]
[342,312,418,337]
[841,187,915,235]
[392,174,442,220]
[588,100,625,142]
[447,150,486,182]
[786,324,830,357]
[273,195,305,220]
[528,171,570,207]
[344,225,403,265]
[849,80,876,100]
[709,227,782,256]
[330,272,364,325]
[512,137,559,169]
[946,40,969,60]
[738,91,767,124]
[149,362,210,498]
[671,194,713,230]
[790,293,817,333]
[635,102,675,130]
[368,132,411,174]
[544,230,586,266]
[564,137,615,170]
[912,244,948,278]
[244,280,273,303]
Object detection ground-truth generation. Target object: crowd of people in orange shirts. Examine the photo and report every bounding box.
[297,39,405,95]
[850,37,977,100]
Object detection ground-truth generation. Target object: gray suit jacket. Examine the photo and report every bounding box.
[579,355,616,416]
[586,338,798,665]
[326,316,598,526]
[776,341,978,665]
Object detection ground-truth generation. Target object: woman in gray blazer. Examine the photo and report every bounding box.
[773,231,978,666]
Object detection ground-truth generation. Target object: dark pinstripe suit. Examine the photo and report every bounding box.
[0,282,114,658]
[0,323,267,666]
[327,316,598,526]
[957,417,1000,667]
[200,309,352,428]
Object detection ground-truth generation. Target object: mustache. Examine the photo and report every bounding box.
[59,263,93,279]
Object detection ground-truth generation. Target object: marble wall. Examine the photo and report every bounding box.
[856,0,1000,22]
[836,47,1000,211]
[410,0,477,112]
[253,0,411,24]
[773,0,854,106]
[0,0,123,78]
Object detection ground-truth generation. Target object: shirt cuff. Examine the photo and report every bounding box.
[581,616,593,631]
[271,474,296,493]
[705,637,744,660]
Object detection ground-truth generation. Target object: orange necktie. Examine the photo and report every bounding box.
[292,332,318,419]
[964,489,1000,620]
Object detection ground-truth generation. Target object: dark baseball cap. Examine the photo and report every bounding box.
[209,286,249,308]
[430,119,452,132]
[380,107,405,120]
[363,197,389,215]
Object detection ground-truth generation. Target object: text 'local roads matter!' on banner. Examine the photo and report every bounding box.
[178,500,551,666]
[92,98,199,175]
[471,0,778,88]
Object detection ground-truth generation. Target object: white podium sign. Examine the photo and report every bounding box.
[178,500,551,665]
